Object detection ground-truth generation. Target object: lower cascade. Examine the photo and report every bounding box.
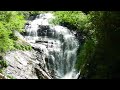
[4,13,80,79]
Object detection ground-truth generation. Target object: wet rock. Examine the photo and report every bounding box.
[35,65,52,79]
[28,15,36,20]
[3,51,38,79]
[0,56,3,60]
[2,49,53,79]
[38,25,50,30]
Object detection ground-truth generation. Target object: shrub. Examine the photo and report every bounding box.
[50,11,88,31]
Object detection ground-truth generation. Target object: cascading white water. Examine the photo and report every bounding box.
[24,13,80,79]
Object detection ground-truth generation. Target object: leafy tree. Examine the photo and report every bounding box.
[0,11,25,52]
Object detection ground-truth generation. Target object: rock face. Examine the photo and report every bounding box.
[3,50,52,79]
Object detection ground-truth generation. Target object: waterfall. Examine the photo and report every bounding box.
[24,13,80,79]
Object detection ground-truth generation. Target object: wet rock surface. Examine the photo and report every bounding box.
[3,50,52,79]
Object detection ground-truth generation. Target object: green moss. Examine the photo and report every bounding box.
[14,42,32,51]
[7,75,16,79]
[0,59,8,74]
[0,60,8,68]
[75,38,96,71]
[0,69,3,73]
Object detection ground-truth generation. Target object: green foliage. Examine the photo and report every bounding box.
[78,11,120,79]
[51,11,88,31]
[14,42,32,51]
[0,11,25,53]
[0,69,2,73]
[75,38,96,71]
[0,24,14,52]
[0,11,25,32]
[19,11,54,19]
[7,75,15,79]
[0,60,8,68]
[0,59,8,74]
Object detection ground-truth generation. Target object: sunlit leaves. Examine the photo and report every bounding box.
[51,11,88,31]
[0,11,25,52]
